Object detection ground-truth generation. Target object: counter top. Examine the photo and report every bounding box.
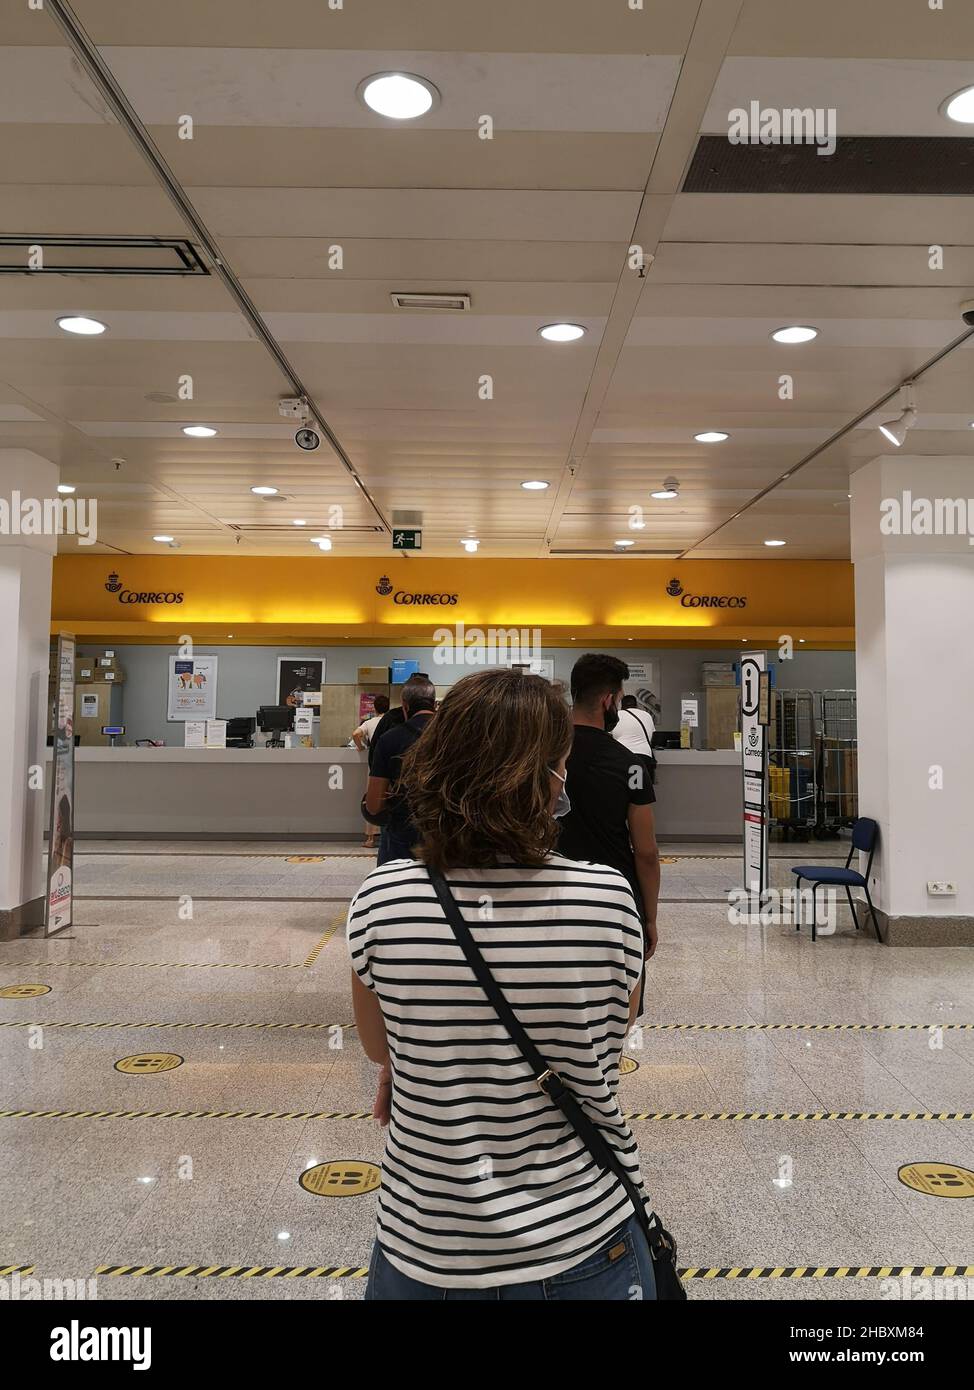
[655,749,739,766]
[48,745,367,763]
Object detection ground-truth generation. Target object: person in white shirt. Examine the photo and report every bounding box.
[352,694,390,847]
[612,695,656,759]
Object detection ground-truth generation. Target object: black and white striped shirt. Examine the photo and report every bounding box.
[347,854,649,1289]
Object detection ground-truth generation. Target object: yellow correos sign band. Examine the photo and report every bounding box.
[52,555,854,646]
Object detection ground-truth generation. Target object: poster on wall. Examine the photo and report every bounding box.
[45,633,76,936]
[277,657,324,708]
[167,655,218,721]
[623,660,661,722]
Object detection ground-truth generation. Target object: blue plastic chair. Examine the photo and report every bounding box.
[791,817,881,942]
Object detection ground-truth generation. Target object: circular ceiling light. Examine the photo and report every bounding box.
[251,485,278,496]
[694,431,728,443]
[771,325,818,344]
[764,538,787,547]
[461,538,480,553]
[614,539,635,548]
[56,315,106,336]
[520,480,550,490]
[358,72,439,120]
[152,534,175,543]
[539,323,586,343]
[293,518,306,526]
[311,535,332,550]
[941,85,974,124]
[57,483,76,494]
[182,425,217,438]
[651,477,680,500]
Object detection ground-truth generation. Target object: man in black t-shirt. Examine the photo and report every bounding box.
[557,653,660,959]
[366,672,432,771]
[365,678,436,864]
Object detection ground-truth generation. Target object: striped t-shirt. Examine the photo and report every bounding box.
[346,854,650,1289]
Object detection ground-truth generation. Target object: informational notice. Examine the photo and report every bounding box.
[184,720,206,749]
[740,651,768,907]
[168,655,218,721]
[45,633,76,936]
[205,719,227,749]
[680,698,699,728]
[294,706,314,739]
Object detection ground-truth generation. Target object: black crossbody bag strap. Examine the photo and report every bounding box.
[428,868,685,1295]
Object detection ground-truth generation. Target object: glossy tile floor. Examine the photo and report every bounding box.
[2,839,973,1301]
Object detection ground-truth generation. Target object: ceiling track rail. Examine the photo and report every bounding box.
[44,0,390,536]
[678,326,974,557]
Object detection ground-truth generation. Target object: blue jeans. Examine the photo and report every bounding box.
[376,826,416,866]
[364,1215,657,1301]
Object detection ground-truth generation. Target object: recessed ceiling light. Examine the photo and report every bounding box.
[694,431,728,443]
[764,539,787,547]
[152,534,174,543]
[651,477,680,500]
[182,425,217,438]
[293,519,306,526]
[461,538,480,552]
[614,539,635,548]
[521,480,550,491]
[772,325,818,344]
[251,486,278,496]
[539,323,586,342]
[56,315,106,336]
[227,634,234,638]
[941,85,974,124]
[359,72,439,120]
[311,535,332,550]
[57,483,76,494]
[799,638,806,643]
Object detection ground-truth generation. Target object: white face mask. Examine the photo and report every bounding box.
[548,766,571,819]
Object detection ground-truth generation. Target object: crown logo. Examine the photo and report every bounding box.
[376,575,394,596]
[105,571,123,593]
[666,577,683,597]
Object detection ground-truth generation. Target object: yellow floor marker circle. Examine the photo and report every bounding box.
[287,856,325,863]
[114,1052,184,1075]
[300,1160,381,1197]
[620,1055,639,1075]
[0,984,51,999]
[898,1162,974,1198]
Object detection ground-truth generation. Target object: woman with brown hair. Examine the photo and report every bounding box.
[347,667,662,1301]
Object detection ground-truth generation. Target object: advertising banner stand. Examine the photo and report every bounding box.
[45,632,76,936]
[740,652,769,914]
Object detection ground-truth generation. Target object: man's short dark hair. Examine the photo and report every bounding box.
[570,653,629,707]
[621,694,638,709]
[373,694,390,715]
[403,676,436,715]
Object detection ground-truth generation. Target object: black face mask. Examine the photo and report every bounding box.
[603,700,620,733]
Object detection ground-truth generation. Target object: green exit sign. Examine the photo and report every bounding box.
[392,529,422,550]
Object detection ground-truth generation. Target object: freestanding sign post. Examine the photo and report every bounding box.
[740,651,769,912]
[45,632,76,936]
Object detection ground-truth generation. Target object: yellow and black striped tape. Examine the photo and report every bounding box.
[0,919,343,975]
[90,1262,974,1281]
[639,1022,974,1032]
[0,1263,35,1277]
[3,1106,971,1123]
[0,1018,356,1034]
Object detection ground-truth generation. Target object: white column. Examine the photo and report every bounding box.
[851,455,974,944]
[0,450,58,937]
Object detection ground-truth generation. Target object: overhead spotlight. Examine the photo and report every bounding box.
[521,480,550,490]
[56,315,106,335]
[182,425,217,438]
[461,538,479,552]
[358,72,439,120]
[878,383,917,448]
[694,431,728,443]
[57,484,76,494]
[152,534,175,543]
[651,477,680,500]
[771,325,818,344]
[311,535,332,550]
[941,85,974,124]
[251,485,278,495]
[614,539,635,548]
[539,323,586,342]
[764,539,787,547]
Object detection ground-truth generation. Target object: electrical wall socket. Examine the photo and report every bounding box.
[927,881,958,896]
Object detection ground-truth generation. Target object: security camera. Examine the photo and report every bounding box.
[295,427,320,451]
[961,299,974,327]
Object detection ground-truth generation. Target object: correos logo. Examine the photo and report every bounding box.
[376,575,458,606]
[105,571,184,605]
[666,576,746,609]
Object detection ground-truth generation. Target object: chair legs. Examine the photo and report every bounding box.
[811,884,819,943]
[845,886,860,932]
[864,887,883,943]
[794,876,802,931]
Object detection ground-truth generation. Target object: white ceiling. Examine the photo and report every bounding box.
[0,0,972,560]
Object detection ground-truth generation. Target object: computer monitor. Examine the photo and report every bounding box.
[226,716,256,748]
[651,730,682,750]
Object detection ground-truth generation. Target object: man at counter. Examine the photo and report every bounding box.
[558,653,660,963]
[366,672,432,772]
[365,677,437,865]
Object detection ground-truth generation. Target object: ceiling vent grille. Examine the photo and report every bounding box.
[0,235,209,276]
[391,292,471,311]
[682,135,974,195]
